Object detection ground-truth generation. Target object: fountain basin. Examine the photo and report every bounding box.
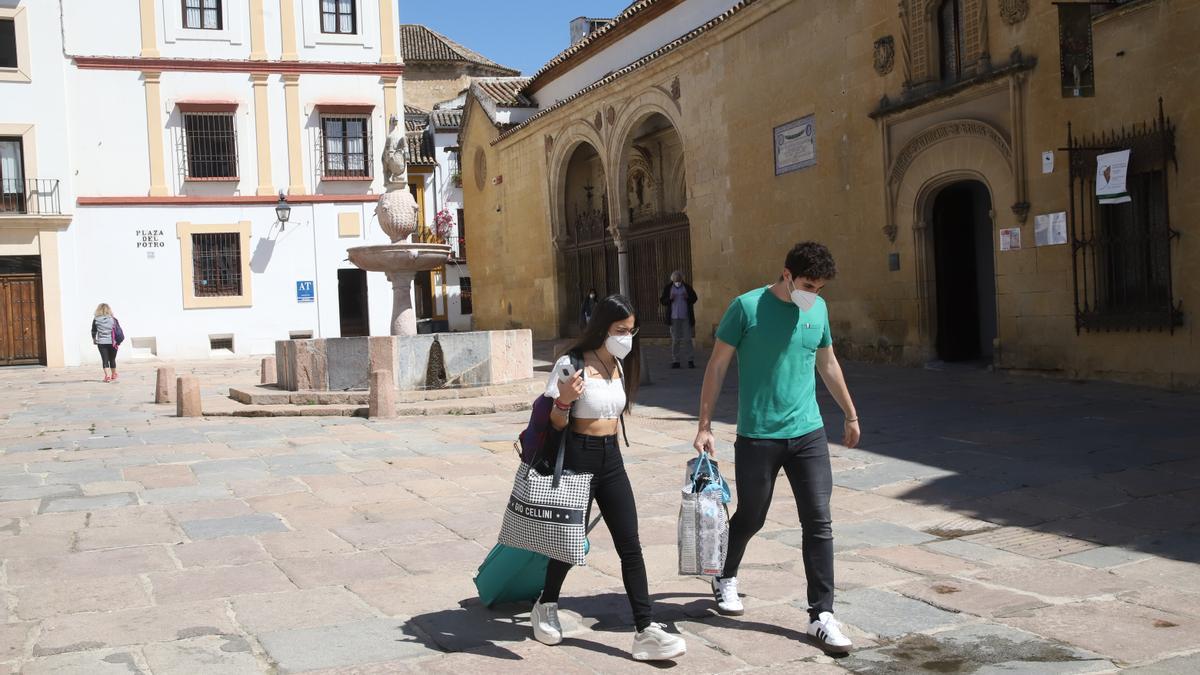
[347,243,452,273]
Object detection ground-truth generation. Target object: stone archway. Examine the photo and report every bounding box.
[552,138,615,336]
[609,102,690,337]
[889,119,1015,358]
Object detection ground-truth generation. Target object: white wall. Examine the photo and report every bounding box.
[65,201,396,363]
[1,0,73,202]
[533,0,739,105]
[61,0,141,57]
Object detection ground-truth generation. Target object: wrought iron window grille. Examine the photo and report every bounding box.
[192,232,243,297]
[1064,98,1181,334]
[182,112,238,180]
[319,115,372,179]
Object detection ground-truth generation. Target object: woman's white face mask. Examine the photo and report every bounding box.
[788,278,819,312]
[605,334,634,359]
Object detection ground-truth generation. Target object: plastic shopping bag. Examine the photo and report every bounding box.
[678,454,729,576]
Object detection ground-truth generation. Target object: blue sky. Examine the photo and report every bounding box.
[398,1,633,76]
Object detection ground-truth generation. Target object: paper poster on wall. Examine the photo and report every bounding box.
[1042,151,1055,174]
[999,228,1022,252]
[1035,212,1069,247]
[1096,149,1131,204]
[774,114,817,175]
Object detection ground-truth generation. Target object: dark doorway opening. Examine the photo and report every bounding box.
[337,268,369,337]
[931,181,996,362]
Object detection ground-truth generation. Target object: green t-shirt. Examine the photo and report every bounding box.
[715,286,832,439]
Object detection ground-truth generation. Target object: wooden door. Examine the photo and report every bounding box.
[0,274,45,365]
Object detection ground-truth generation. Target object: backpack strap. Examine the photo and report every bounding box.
[614,358,630,448]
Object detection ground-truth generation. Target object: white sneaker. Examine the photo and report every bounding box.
[711,576,744,615]
[808,611,853,653]
[531,601,562,645]
[631,622,686,661]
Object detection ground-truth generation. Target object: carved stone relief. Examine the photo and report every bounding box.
[999,0,1029,25]
[874,36,896,75]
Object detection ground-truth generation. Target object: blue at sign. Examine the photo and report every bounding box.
[296,281,315,303]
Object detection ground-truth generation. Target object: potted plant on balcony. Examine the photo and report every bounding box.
[450,171,462,188]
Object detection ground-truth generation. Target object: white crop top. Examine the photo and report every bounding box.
[544,355,627,419]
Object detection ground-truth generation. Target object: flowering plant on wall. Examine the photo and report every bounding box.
[433,208,455,241]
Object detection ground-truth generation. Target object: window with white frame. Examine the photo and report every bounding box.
[320,0,356,34]
[182,0,223,30]
[0,19,16,68]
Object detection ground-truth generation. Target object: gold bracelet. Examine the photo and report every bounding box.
[846,417,858,423]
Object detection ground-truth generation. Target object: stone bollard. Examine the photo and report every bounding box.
[368,369,396,419]
[260,356,277,385]
[176,375,202,418]
[155,366,175,404]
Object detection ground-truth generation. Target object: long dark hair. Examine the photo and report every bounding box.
[563,294,641,411]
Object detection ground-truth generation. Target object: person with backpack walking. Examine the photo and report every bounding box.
[693,241,860,654]
[660,271,698,369]
[91,303,124,382]
[534,294,687,662]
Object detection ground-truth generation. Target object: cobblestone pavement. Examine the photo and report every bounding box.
[1,351,1198,674]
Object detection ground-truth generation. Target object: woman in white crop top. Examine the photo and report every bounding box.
[531,295,686,662]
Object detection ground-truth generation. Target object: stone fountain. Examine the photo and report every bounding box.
[347,115,452,336]
[271,115,533,394]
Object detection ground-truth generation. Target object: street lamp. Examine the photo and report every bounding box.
[275,191,291,230]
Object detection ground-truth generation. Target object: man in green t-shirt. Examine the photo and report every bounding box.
[693,241,860,653]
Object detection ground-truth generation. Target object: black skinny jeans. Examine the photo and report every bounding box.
[722,428,834,620]
[541,432,653,631]
[97,345,117,369]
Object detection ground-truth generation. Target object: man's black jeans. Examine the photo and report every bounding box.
[722,428,834,620]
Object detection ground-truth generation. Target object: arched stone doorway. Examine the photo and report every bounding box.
[927,180,996,361]
[557,141,616,336]
[615,112,691,338]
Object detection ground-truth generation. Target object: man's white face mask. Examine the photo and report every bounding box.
[788,277,819,312]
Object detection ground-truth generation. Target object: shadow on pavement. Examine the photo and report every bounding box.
[602,344,1200,565]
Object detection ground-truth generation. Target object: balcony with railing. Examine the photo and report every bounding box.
[0,179,63,216]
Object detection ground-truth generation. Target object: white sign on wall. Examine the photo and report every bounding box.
[774,114,817,176]
[1096,149,1131,204]
[1035,212,1069,247]
[999,228,1022,252]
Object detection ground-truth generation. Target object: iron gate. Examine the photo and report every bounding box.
[627,214,692,338]
[1065,99,1181,333]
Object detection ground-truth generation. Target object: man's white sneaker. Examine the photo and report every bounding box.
[531,601,562,645]
[631,622,686,661]
[711,576,744,615]
[808,611,853,653]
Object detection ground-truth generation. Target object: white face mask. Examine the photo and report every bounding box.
[788,278,819,312]
[673,281,682,288]
[605,334,634,360]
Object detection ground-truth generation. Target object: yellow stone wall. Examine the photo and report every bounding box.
[461,0,1200,388]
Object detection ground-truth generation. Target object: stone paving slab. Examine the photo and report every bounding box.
[3,355,1200,672]
[258,618,437,673]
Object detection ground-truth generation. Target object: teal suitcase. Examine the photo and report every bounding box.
[474,543,549,607]
[474,532,595,607]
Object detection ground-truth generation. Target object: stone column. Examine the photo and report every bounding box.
[154,367,174,404]
[176,375,202,417]
[386,270,418,336]
[260,357,276,385]
[368,370,396,418]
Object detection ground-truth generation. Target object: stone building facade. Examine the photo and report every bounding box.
[461,0,1200,388]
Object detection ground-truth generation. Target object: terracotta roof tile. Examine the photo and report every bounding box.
[474,77,536,108]
[496,0,761,143]
[406,130,436,166]
[400,24,520,75]
[430,109,463,131]
[526,0,658,88]
[404,104,427,115]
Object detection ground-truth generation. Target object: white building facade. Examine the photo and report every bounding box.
[1,0,411,367]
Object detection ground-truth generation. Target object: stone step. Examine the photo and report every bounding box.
[227,378,541,406]
[202,394,533,418]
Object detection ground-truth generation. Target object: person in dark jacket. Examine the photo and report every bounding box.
[580,288,598,328]
[660,271,698,368]
[91,303,120,382]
